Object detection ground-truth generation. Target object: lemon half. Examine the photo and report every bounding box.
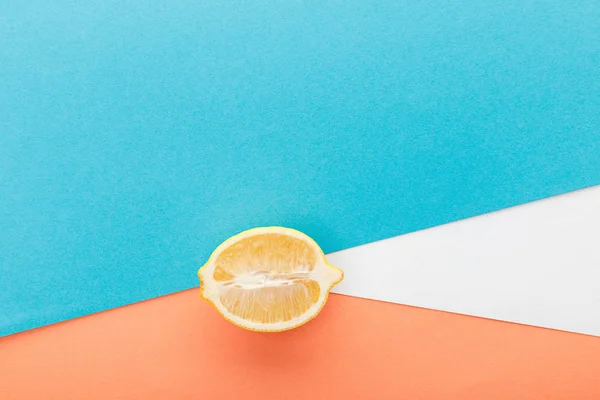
[198,227,343,332]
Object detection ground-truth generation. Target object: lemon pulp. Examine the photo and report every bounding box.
[199,227,343,331]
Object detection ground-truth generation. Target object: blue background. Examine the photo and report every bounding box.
[1,0,599,336]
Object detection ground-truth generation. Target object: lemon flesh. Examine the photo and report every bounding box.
[198,227,343,332]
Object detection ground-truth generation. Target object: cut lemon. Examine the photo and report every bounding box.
[198,227,343,332]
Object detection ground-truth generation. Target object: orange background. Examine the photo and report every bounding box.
[1,291,599,399]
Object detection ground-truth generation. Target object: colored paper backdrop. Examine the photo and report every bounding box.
[2,0,600,336]
[2,291,600,399]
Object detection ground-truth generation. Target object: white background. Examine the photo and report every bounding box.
[330,185,600,336]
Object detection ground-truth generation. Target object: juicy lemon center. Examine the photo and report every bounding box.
[212,233,321,323]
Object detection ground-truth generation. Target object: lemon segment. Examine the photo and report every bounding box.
[198,227,343,332]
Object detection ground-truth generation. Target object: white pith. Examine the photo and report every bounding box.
[198,227,343,331]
